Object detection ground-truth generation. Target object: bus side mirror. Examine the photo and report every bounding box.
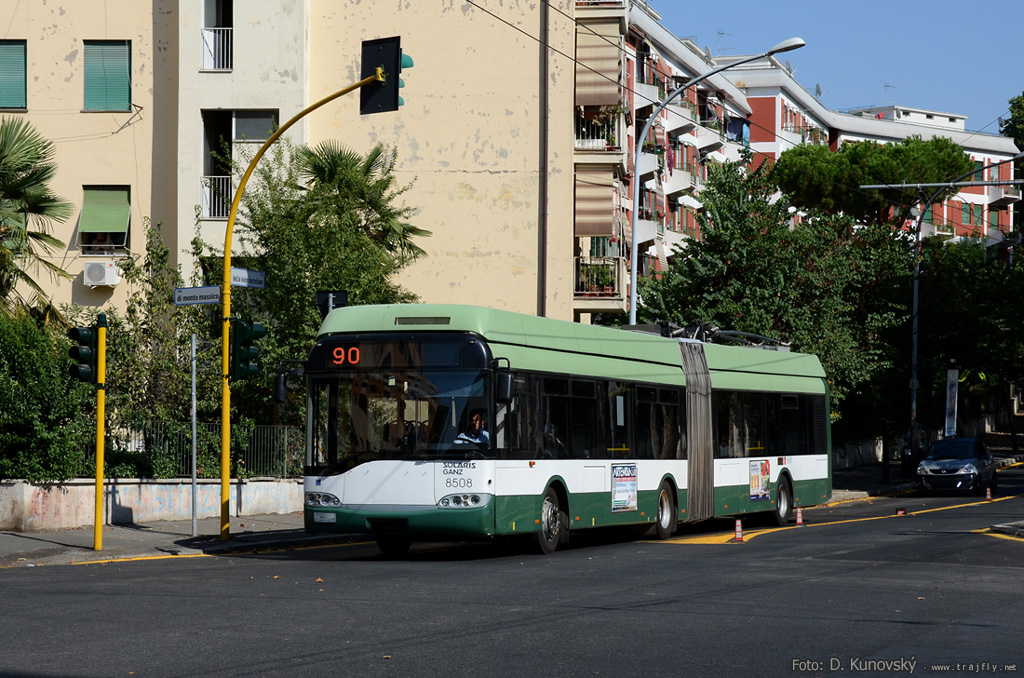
[496,370,513,404]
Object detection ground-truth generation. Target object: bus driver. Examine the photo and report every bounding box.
[456,411,489,447]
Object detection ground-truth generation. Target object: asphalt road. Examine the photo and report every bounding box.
[1,469,1021,678]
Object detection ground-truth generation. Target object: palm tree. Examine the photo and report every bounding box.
[0,117,74,316]
[295,141,430,262]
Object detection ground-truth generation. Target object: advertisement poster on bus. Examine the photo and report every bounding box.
[749,460,770,501]
[611,464,638,512]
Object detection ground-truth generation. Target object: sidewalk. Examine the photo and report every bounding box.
[0,512,360,568]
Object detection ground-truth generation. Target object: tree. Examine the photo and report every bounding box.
[205,140,429,423]
[771,136,974,224]
[0,310,93,481]
[914,237,1024,431]
[638,160,910,433]
[0,117,74,316]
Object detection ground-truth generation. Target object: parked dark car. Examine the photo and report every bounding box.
[916,437,997,495]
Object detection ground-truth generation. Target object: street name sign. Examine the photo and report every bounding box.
[174,286,221,306]
[231,268,266,289]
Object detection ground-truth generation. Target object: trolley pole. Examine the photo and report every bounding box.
[219,69,385,540]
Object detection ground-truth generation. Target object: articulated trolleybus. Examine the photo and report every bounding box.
[302,304,831,555]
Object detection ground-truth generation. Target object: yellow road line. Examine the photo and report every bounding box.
[72,553,212,565]
[663,493,1022,544]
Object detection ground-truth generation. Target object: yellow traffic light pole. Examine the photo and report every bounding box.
[219,69,385,540]
[94,313,107,551]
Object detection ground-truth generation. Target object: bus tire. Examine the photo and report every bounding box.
[537,487,565,554]
[375,534,412,558]
[654,481,677,540]
[774,477,793,527]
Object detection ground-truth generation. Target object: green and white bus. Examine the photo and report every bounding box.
[302,304,831,555]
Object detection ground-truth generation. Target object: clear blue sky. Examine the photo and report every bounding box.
[650,0,1024,134]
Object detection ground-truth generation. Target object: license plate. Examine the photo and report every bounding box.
[313,512,336,523]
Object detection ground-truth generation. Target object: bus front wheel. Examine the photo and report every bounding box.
[773,478,793,527]
[537,487,565,554]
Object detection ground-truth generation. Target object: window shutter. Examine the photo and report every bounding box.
[84,41,131,111]
[0,41,27,109]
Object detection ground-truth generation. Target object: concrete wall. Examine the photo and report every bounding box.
[0,479,302,533]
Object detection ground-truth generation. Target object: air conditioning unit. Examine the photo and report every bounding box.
[83,261,121,287]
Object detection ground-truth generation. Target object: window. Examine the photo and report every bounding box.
[202,0,233,70]
[84,41,131,111]
[77,187,130,254]
[0,40,27,109]
[234,110,278,141]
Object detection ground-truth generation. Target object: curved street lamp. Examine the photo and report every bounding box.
[628,37,806,325]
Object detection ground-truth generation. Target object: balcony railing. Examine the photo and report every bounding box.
[201,176,232,219]
[575,256,624,297]
[201,27,233,70]
[575,114,620,151]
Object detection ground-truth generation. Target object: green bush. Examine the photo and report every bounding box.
[0,313,93,482]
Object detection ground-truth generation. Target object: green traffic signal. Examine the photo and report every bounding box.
[230,320,266,381]
[360,36,412,114]
[68,326,97,383]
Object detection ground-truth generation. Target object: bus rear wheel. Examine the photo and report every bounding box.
[654,482,677,540]
[536,487,565,554]
[773,478,793,527]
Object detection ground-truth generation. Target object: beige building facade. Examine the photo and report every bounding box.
[1,1,172,310]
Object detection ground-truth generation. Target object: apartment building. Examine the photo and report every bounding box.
[573,0,755,320]
[0,1,174,310]
[720,54,1019,242]
[4,1,1017,323]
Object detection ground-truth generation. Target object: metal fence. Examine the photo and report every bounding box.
[100,421,303,479]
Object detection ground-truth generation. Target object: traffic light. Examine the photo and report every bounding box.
[68,325,97,383]
[360,36,413,114]
[230,319,266,381]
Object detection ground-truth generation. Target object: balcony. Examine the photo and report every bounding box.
[201,176,231,219]
[635,148,659,183]
[201,28,233,71]
[990,184,1021,207]
[664,100,697,134]
[696,123,725,153]
[575,0,628,33]
[575,112,626,175]
[663,168,692,197]
[573,255,627,314]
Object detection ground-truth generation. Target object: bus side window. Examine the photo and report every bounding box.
[607,382,631,459]
[570,380,597,459]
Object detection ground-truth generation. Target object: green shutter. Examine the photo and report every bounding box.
[974,204,983,226]
[0,41,27,109]
[80,188,130,233]
[84,41,131,111]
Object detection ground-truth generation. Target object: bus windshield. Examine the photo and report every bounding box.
[307,368,492,473]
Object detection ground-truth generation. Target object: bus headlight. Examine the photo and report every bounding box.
[305,492,341,507]
[438,494,489,509]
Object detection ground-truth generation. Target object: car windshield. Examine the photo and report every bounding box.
[926,440,976,461]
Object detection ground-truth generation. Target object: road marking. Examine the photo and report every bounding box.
[662,493,1022,544]
[72,553,212,565]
